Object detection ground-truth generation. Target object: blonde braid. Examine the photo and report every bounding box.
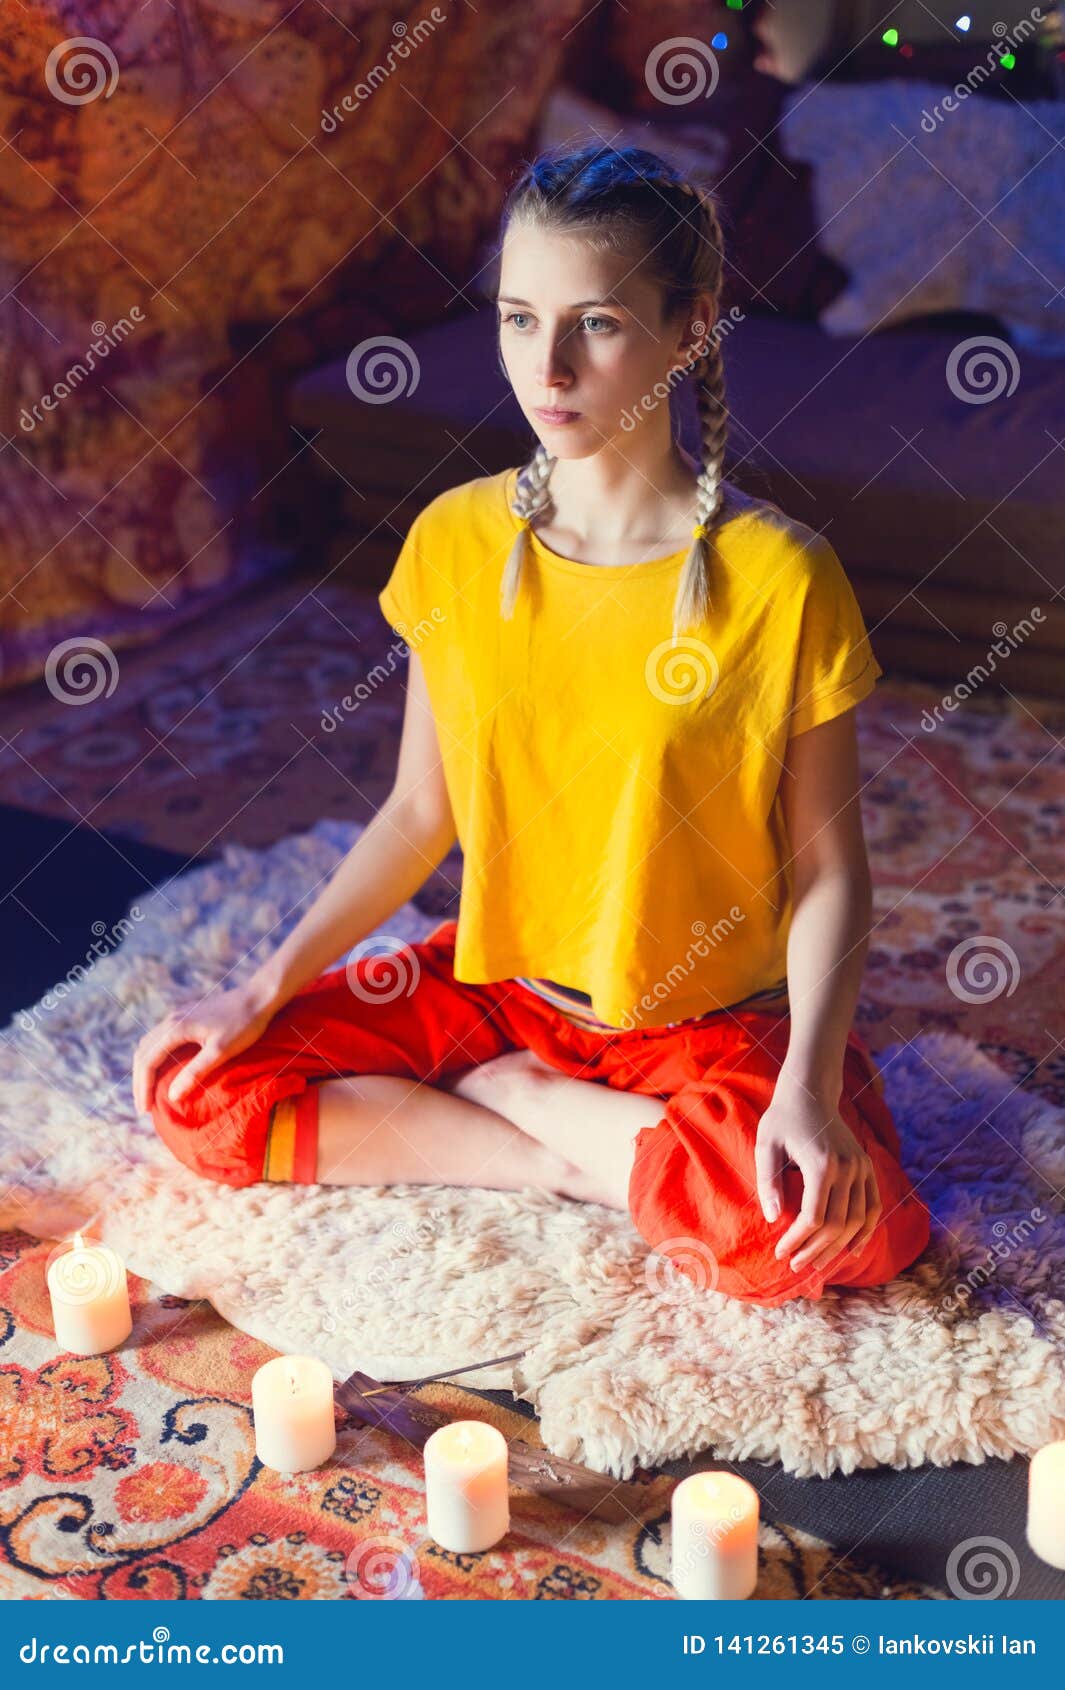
[501,440,556,619]
[671,180,729,646]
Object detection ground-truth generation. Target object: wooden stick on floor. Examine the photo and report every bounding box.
[335,1369,662,1525]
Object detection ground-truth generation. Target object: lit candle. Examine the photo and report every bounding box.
[1027,1440,1065,1569]
[671,1471,760,1599]
[46,1232,132,1356]
[423,1420,509,1553]
[252,1355,337,1473]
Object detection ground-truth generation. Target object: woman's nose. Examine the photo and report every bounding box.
[536,339,571,387]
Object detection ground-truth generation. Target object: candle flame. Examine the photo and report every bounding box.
[73,1231,85,1251]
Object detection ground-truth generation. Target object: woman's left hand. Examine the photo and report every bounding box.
[753,1078,883,1274]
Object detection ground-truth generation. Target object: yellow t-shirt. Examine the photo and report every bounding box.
[378,467,882,1029]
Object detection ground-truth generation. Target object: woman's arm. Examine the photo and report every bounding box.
[248,648,458,1013]
[777,706,873,1099]
[754,706,883,1273]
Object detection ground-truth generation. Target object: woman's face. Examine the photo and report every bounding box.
[496,220,709,460]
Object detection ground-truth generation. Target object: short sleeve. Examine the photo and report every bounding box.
[378,509,426,636]
[788,539,883,736]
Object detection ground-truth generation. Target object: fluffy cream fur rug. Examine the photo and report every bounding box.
[2,821,1062,1479]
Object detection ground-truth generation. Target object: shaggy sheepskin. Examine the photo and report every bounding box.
[2,820,1062,1480]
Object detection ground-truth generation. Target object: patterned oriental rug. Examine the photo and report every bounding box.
[0,1230,946,1601]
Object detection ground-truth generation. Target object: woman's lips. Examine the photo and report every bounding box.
[534,406,582,424]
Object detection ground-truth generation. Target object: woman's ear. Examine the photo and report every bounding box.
[672,300,715,369]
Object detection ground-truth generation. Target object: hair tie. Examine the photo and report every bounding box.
[517,515,531,531]
[692,522,708,540]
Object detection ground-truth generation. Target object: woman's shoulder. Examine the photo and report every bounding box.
[411,468,512,534]
[717,480,842,585]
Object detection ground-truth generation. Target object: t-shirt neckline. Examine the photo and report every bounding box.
[502,467,690,577]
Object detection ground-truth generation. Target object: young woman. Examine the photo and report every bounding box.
[135,144,931,1308]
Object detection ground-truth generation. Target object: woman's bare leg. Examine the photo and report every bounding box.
[314,1072,610,1202]
[442,1050,663,1209]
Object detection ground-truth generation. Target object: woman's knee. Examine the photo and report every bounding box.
[627,1096,932,1308]
[147,1049,270,1189]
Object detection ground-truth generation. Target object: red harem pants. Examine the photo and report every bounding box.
[147,919,931,1308]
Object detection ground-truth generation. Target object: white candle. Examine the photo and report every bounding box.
[424,1420,509,1553]
[46,1232,132,1356]
[1027,1440,1065,1569]
[671,1471,760,1599]
[252,1355,337,1473]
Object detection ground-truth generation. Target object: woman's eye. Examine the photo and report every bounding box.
[499,312,616,334]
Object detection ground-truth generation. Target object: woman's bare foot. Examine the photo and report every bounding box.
[441,1048,649,1209]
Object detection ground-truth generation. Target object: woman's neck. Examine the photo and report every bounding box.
[546,443,700,548]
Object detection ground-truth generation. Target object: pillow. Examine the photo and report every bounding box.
[780,80,1065,353]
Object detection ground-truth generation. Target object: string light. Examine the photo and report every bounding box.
[712,31,729,49]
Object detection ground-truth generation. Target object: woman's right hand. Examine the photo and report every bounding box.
[132,983,278,1115]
